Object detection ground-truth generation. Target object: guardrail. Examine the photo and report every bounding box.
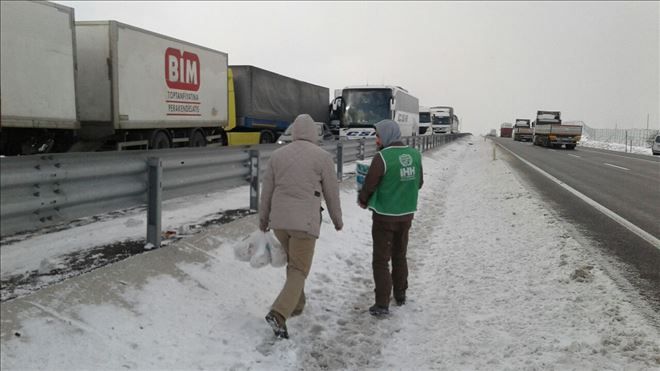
[1,133,468,244]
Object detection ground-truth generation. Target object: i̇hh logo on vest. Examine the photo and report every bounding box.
[399,154,415,181]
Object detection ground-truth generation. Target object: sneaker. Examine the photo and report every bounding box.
[369,304,390,316]
[265,310,289,339]
[395,296,406,306]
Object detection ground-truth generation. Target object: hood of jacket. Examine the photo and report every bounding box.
[375,119,401,147]
[292,114,318,143]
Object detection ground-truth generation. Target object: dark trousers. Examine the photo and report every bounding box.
[372,220,411,307]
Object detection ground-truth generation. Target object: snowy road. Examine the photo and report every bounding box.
[1,137,659,370]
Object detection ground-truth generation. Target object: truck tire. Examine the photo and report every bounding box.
[150,131,171,149]
[260,130,275,144]
[189,130,206,147]
[566,144,576,150]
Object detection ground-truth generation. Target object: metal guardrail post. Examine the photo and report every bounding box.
[358,139,365,160]
[147,157,162,248]
[249,149,260,211]
[336,141,343,180]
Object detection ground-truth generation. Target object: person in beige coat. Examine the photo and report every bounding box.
[260,114,343,339]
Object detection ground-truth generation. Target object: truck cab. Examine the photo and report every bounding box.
[512,119,532,141]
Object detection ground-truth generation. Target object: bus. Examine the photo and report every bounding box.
[331,85,419,139]
[430,106,460,134]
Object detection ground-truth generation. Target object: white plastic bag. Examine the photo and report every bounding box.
[249,232,271,268]
[266,232,287,268]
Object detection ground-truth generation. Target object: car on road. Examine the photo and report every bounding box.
[653,134,660,155]
[276,122,335,145]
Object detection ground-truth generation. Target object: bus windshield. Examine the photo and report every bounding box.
[419,112,431,124]
[341,89,392,127]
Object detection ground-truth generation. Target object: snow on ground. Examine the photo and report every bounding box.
[579,137,655,156]
[0,185,249,281]
[1,137,659,370]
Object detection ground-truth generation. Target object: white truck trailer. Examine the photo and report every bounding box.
[73,21,229,151]
[0,1,79,155]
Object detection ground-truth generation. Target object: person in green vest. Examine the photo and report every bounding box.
[358,119,424,316]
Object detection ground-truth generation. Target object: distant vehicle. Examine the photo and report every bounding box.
[430,106,459,134]
[419,106,432,135]
[532,111,582,149]
[487,129,497,137]
[330,85,419,139]
[500,123,513,138]
[512,119,533,141]
[276,122,334,145]
[652,134,660,155]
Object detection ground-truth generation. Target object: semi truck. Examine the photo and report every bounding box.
[0,1,79,155]
[512,119,533,141]
[229,65,329,144]
[532,111,582,149]
[500,123,513,138]
[330,85,419,139]
[0,4,329,155]
[430,106,459,134]
[419,105,431,135]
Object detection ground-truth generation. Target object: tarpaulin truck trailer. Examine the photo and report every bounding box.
[229,65,329,144]
[0,1,79,155]
[532,110,582,149]
[512,119,532,141]
[73,21,229,151]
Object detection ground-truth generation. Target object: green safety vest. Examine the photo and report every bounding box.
[368,146,422,216]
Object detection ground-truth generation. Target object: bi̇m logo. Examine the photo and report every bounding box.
[165,48,200,91]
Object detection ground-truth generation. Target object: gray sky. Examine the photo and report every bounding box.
[56,1,659,134]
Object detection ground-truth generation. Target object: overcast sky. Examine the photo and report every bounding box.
[56,1,659,134]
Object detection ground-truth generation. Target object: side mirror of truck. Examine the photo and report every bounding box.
[332,97,343,111]
[389,97,396,110]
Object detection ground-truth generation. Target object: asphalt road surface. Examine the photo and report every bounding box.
[491,137,660,311]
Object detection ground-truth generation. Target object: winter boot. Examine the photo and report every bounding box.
[369,304,390,316]
[394,295,406,306]
[265,310,289,339]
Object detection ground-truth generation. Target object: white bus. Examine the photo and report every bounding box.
[331,85,419,139]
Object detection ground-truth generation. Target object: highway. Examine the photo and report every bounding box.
[491,137,660,308]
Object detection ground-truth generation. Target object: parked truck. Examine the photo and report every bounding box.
[512,119,532,141]
[0,1,79,155]
[532,111,582,149]
[430,106,460,134]
[500,123,513,138]
[230,65,329,144]
[419,105,431,135]
[0,8,329,155]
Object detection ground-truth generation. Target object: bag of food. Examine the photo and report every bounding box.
[266,232,287,268]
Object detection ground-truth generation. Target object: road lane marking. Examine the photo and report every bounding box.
[604,163,630,171]
[578,147,659,164]
[495,142,660,250]
[567,154,581,158]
